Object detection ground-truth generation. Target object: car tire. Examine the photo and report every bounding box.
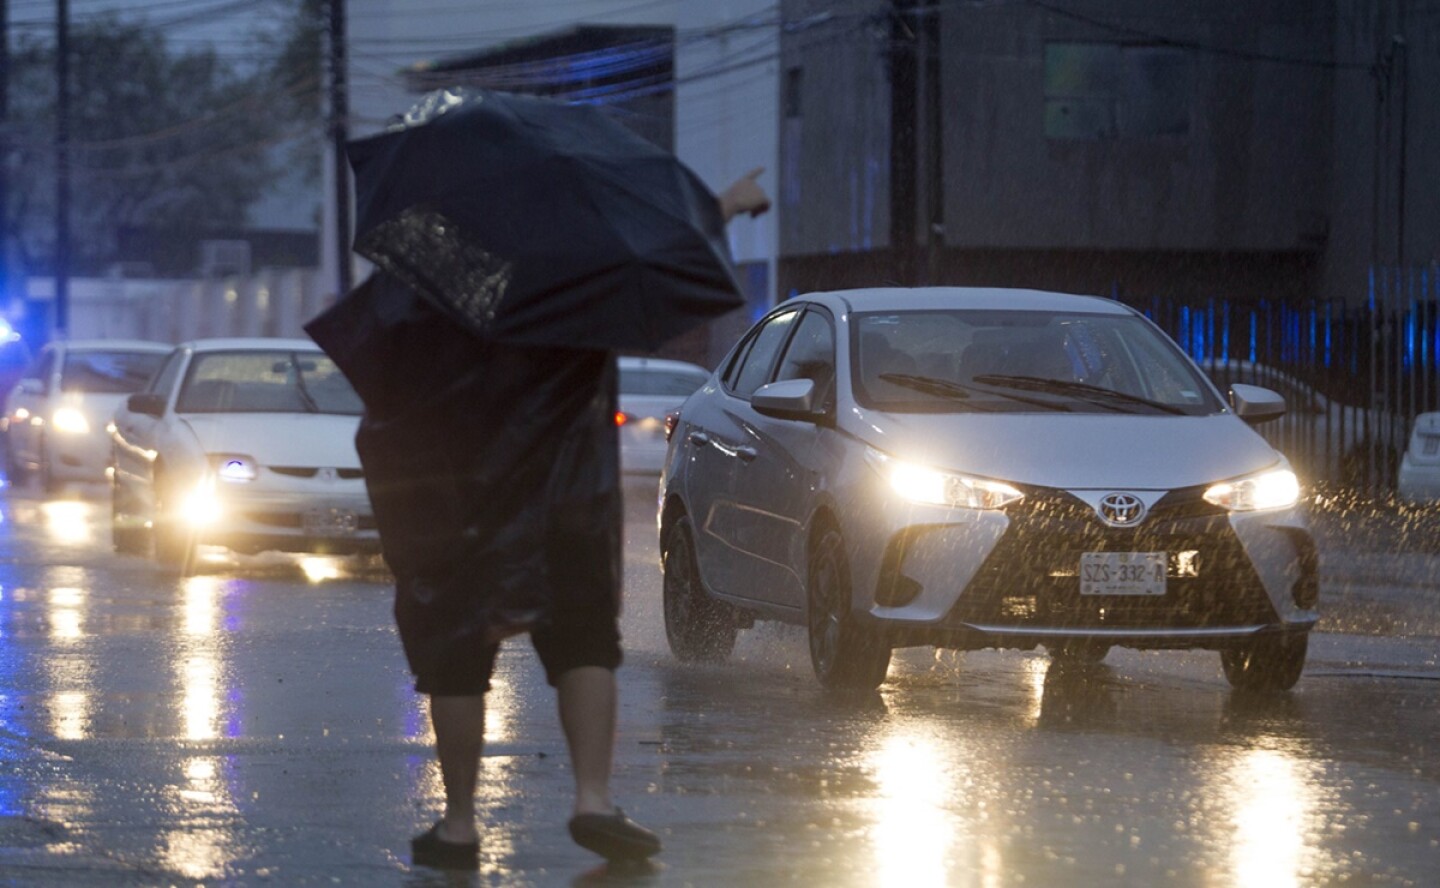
[1049,639,1111,666]
[1220,632,1308,691]
[39,436,61,495]
[111,477,148,555]
[806,527,891,691]
[152,473,197,576]
[662,516,737,662]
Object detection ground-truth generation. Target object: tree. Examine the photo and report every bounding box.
[5,15,300,275]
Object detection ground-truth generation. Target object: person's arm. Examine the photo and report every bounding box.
[717,167,771,222]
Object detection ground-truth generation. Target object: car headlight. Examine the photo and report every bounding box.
[1202,468,1300,511]
[210,454,258,483]
[51,407,90,434]
[866,447,1024,509]
[179,477,222,525]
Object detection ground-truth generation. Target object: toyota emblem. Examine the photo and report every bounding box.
[1097,492,1146,526]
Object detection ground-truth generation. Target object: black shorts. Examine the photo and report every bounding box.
[413,599,622,695]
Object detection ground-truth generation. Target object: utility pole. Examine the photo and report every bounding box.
[889,0,918,286]
[329,0,352,298]
[920,0,943,285]
[55,0,69,338]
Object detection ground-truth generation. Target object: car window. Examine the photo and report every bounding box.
[774,309,836,408]
[619,366,709,397]
[730,309,799,397]
[176,351,364,415]
[147,351,185,398]
[853,309,1221,414]
[60,351,167,394]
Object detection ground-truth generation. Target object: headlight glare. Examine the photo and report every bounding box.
[1203,468,1300,511]
[179,478,221,525]
[867,447,1023,509]
[51,407,90,434]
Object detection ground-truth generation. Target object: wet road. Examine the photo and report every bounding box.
[1,480,1438,886]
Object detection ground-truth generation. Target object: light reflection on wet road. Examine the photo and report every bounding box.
[0,480,1437,885]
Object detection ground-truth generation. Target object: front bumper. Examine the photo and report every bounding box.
[856,484,1319,652]
[195,486,380,556]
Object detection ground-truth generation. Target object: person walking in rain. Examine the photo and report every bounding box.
[310,108,770,871]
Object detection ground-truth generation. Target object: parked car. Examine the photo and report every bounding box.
[110,338,378,572]
[617,356,710,475]
[659,287,1319,692]
[4,339,170,491]
[1199,358,1406,487]
[1397,411,1440,504]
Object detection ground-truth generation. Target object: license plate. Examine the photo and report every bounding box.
[1080,552,1166,596]
[302,507,358,537]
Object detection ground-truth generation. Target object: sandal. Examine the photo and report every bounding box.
[567,808,662,861]
[411,823,480,871]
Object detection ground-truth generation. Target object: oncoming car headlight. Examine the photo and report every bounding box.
[209,454,258,483]
[866,447,1023,510]
[1203,468,1300,511]
[51,407,90,435]
[179,477,221,525]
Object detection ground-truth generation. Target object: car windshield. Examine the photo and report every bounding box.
[60,350,166,394]
[175,350,363,415]
[619,366,708,397]
[852,309,1223,415]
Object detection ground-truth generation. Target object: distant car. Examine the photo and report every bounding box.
[4,339,170,491]
[617,356,710,475]
[1397,411,1440,504]
[660,287,1318,692]
[1199,359,1406,487]
[110,338,378,572]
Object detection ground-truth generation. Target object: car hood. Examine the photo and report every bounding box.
[181,414,362,468]
[849,410,1283,489]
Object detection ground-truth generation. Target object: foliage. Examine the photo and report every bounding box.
[4,12,320,275]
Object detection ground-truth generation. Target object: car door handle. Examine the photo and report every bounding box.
[735,445,758,462]
[687,431,710,447]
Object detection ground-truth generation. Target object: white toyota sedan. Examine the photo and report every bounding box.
[110,338,378,572]
[660,287,1318,692]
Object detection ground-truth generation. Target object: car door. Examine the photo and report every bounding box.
[111,348,186,511]
[683,307,800,602]
[724,307,839,608]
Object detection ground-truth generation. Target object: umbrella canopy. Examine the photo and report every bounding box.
[344,87,746,352]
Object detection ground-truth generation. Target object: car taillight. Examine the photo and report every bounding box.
[614,411,632,427]
[663,410,680,442]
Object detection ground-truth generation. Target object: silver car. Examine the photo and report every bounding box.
[659,287,1318,691]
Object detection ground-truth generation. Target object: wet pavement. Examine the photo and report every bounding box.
[0,479,1438,886]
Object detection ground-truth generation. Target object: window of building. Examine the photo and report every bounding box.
[1044,42,1191,140]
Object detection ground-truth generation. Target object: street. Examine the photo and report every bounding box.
[1,478,1438,886]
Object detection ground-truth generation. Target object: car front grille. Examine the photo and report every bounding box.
[268,466,364,480]
[943,485,1279,630]
[242,511,378,531]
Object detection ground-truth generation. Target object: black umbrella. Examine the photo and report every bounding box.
[339,87,746,353]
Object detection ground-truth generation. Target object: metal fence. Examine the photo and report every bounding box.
[1117,266,1439,492]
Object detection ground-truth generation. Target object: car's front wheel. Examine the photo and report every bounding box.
[662,516,737,662]
[807,528,891,690]
[1220,632,1308,691]
[111,476,147,555]
[152,472,197,575]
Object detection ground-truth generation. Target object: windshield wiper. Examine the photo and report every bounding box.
[970,375,1187,415]
[878,373,1070,412]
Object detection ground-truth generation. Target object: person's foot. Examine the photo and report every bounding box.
[411,823,480,871]
[568,808,662,861]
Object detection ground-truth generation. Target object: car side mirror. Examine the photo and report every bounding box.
[1230,383,1286,425]
[752,378,820,421]
[126,392,166,417]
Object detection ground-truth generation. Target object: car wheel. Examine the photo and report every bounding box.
[111,476,147,555]
[806,527,891,690]
[662,516,737,662]
[152,473,197,575]
[1048,639,1111,665]
[4,436,26,486]
[39,436,62,495]
[1220,633,1308,691]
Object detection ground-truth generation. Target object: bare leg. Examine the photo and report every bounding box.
[429,694,485,843]
[556,666,616,816]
